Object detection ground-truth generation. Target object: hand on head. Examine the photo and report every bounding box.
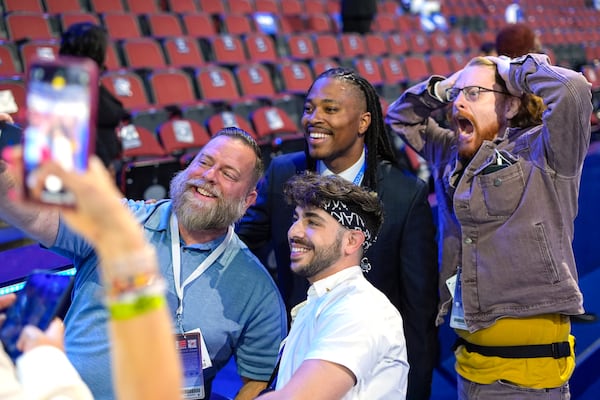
[438,70,463,101]
[484,56,523,97]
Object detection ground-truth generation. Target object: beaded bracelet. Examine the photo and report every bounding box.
[101,245,163,301]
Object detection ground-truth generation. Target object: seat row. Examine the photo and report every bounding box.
[1,0,346,16]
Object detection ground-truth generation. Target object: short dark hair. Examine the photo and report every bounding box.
[59,22,108,68]
[284,172,383,245]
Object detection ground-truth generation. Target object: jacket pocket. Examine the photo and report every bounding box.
[477,163,525,217]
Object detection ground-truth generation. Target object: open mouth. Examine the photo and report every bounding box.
[456,117,474,136]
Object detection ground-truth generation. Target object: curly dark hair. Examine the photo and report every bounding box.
[304,67,397,192]
[284,172,384,240]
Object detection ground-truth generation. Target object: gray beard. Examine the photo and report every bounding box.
[169,173,247,232]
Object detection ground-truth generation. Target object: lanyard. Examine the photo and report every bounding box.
[170,213,233,332]
[352,162,365,186]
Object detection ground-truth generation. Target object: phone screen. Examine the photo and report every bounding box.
[22,57,97,205]
[0,270,73,361]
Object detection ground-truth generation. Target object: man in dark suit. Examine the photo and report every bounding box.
[237,68,439,399]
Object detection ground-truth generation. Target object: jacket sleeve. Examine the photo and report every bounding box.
[508,53,592,176]
[385,77,457,167]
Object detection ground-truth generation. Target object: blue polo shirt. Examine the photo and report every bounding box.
[53,200,287,400]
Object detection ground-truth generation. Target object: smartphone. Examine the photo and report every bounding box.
[22,56,98,206]
[0,121,22,155]
[0,270,73,361]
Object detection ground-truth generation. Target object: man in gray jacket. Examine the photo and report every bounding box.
[386,54,590,398]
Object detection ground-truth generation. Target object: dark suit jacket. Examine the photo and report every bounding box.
[237,151,439,400]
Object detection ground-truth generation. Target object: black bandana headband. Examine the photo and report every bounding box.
[321,199,376,251]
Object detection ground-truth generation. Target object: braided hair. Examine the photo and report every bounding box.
[304,67,397,191]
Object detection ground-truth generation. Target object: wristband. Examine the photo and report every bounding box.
[108,294,166,320]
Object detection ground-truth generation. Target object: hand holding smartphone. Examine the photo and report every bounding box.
[22,56,98,206]
[0,270,73,362]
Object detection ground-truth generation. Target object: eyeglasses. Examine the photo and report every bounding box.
[445,86,512,102]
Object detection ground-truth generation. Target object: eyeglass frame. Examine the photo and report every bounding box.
[445,86,513,102]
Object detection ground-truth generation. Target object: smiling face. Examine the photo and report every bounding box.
[288,205,349,283]
[451,64,512,161]
[301,76,371,173]
[169,135,258,232]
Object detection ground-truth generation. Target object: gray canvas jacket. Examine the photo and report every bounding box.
[386,53,590,331]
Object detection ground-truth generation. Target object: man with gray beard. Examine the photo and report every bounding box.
[0,127,287,400]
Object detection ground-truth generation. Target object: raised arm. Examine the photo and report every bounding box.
[0,156,59,247]
[20,153,183,400]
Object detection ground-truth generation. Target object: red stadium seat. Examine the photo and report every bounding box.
[286,33,317,60]
[210,34,248,65]
[198,0,226,15]
[164,0,198,13]
[19,40,60,74]
[365,33,389,58]
[101,12,143,40]
[157,118,211,157]
[101,70,151,110]
[219,13,256,36]
[386,33,410,57]
[162,37,207,68]
[254,0,280,13]
[429,53,453,77]
[89,0,125,13]
[44,0,84,14]
[407,31,432,55]
[125,0,161,14]
[206,111,256,138]
[380,56,407,86]
[6,12,56,41]
[120,37,167,70]
[244,33,278,64]
[313,33,341,59]
[104,40,122,70]
[310,57,340,76]
[147,68,198,107]
[354,57,384,87]
[227,0,253,14]
[0,42,22,76]
[278,61,314,94]
[195,65,241,104]
[236,62,277,99]
[250,105,304,156]
[181,13,218,38]
[143,13,185,38]
[339,33,367,59]
[403,55,431,84]
[372,14,397,33]
[304,0,326,14]
[306,13,335,33]
[60,12,102,32]
[2,0,44,12]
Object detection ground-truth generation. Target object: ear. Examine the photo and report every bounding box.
[504,96,520,120]
[344,229,366,256]
[243,189,258,210]
[358,111,371,135]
